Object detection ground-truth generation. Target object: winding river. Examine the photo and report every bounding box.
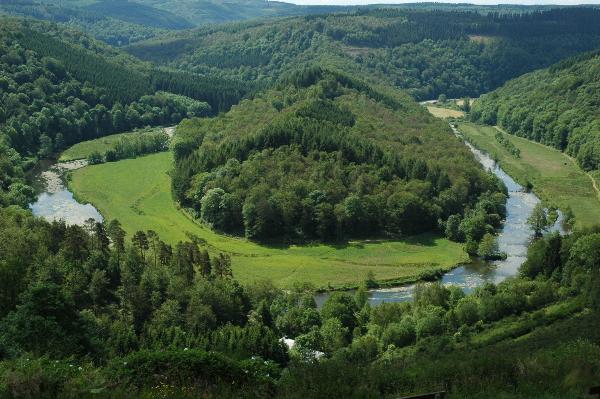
[29,125,564,306]
[315,126,565,306]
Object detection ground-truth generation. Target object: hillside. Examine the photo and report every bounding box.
[0,0,345,46]
[126,8,600,101]
[2,6,600,399]
[0,18,229,208]
[171,67,506,244]
[471,51,600,172]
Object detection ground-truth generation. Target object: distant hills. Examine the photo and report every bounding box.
[125,8,600,101]
[2,0,596,46]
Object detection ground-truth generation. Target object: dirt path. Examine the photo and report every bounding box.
[493,125,600,202]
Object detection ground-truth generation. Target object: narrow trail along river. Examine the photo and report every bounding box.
[30,125,564,306]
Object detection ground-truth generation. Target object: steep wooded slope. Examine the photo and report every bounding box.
[471,51,600,171]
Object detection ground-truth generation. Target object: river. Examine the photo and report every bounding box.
[29,125,563,306]
[29,159,103,225]
[315,126,565,307]
[29,126,177,225]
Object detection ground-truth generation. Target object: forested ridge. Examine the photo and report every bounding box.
[471,50,600,172]
[170,67,507,252]
[1,203,600,397]
[127,7,600,100]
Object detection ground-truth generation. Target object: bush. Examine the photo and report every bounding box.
[382,318,416,348]
[109,349,277,392]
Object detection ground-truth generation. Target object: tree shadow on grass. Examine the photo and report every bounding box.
[256,232,441,251]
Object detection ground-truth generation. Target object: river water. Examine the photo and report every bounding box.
[29,159,103,225]
[315,126,565,307]
[29,126,563,306]
[29,126,176,225]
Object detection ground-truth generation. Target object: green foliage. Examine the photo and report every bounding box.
[174,72,504,242]
[495,131,521,157]
[109,349,277,393]
[472,51,600,171]
[528,203,549,237]
[0,283,91,357]
[477,233,500,260]
[128,8,600,101]
[0,20,215,160]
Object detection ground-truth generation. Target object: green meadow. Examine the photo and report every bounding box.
[69,151,469,289]
[457,122,600,229]
[59,127,167,161]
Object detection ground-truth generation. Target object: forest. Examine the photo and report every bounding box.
[1,5,600,399]
[471,50,600,172]
[126,8,600,100]
[0,17,249,208]
[0,202,600,397]
[172,67,506,247]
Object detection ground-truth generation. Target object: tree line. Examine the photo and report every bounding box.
[1,202,599,397]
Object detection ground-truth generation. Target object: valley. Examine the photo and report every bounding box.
[457,122,600,229]
[2,4,600,399]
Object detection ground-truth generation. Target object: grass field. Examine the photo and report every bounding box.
[425,105,465,119]
[457,122,600,229]
[59,127,167,161]
[69,152,469,289]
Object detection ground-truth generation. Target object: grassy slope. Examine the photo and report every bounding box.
[69,151,468,290]
[59,127,166,161]
[457,122,600,229]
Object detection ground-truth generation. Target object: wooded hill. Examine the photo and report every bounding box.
[471,51,600,172]
[0,17,248,208]
[172,67,506,244]
[126,7,600,101]
[1,1,590,46]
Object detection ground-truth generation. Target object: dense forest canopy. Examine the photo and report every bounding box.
[1,200,600,397]
[172,67,506,244]
[2,1,576,46]
[471,51,600,172]
[126,7,600,100]
[0,17,251,208]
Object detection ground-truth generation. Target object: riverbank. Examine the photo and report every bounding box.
[457,122,600,229]
[59,126,173,161]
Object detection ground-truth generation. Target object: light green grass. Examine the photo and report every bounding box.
[457,122,600,229]
[426,105,465,119]
[69,152,469,289]
[59,127,166,161]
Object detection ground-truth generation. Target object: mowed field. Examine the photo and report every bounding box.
[425,106,465,119]
[69,151,469,289]
[59,127,166,161]
[457,122,600,229]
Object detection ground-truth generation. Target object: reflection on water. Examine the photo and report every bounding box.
[30,160,103,226]
[315,127,565,307]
